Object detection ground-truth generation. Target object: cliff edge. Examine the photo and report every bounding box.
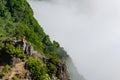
[0,0,70,80]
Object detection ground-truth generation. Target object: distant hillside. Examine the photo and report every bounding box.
[66,57,86,80]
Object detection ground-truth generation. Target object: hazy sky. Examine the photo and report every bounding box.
[28,0,120,80]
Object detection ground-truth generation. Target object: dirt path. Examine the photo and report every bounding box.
[2,62,27,80]
[1,51,44,80]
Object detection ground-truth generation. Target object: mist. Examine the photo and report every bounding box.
[28,0,120,80]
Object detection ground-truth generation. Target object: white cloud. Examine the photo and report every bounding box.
[28,0,120,80]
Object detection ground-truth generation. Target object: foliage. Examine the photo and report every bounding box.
[47,63,57,74]
[56,47,69,59]
[12,76,18,80]
[0,72,5,78]
[0,0,68,59]
[40,74,51,80]
[0,64,11,77]
[26,57,50,80]
[0,0,69,79]
[53,41,60,48]
[49,53,60,65]
[3,64,11,73]
[0,43,26,63]
[46,53,60,75]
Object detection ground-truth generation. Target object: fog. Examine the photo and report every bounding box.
[28,0,120,80]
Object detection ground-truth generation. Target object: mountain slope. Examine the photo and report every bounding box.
[0,0,70,80]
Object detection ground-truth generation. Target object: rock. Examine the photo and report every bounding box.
[0,38,70,80]
[56,62,70,80]
[10,57,21,67]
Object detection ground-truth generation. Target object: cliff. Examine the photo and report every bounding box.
[0,0,70,80]
[0,39,70,80]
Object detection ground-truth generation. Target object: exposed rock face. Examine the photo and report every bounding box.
[3,38,33,56]
[32,51,70,80]
[10,57,21,66]
[56,62,70,80]
[0,39,70,80]
[15,40,33,56]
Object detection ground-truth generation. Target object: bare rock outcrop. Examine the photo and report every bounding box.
[56,62,70,80]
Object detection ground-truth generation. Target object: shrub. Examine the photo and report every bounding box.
[0,72,5,78]
[0,64,11,77]
[3,64,11,73]
[47,63,57,74]
[26,57,48,80]
[12,76,18,80]
[49,53,60,65]
[0,43,26,61]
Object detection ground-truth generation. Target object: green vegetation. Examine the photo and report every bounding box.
[12,76,18,80]
[0,43,26,64]
[0,64,11,77]
[0,0,69,80]
[3,64,11,73]
[0,0,68,57]
[47,63,57,74]
[26,57,50,80]
[46,53,60,75]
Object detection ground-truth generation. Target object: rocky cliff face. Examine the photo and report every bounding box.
[56,62,70,80]
[0,39,70,80]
